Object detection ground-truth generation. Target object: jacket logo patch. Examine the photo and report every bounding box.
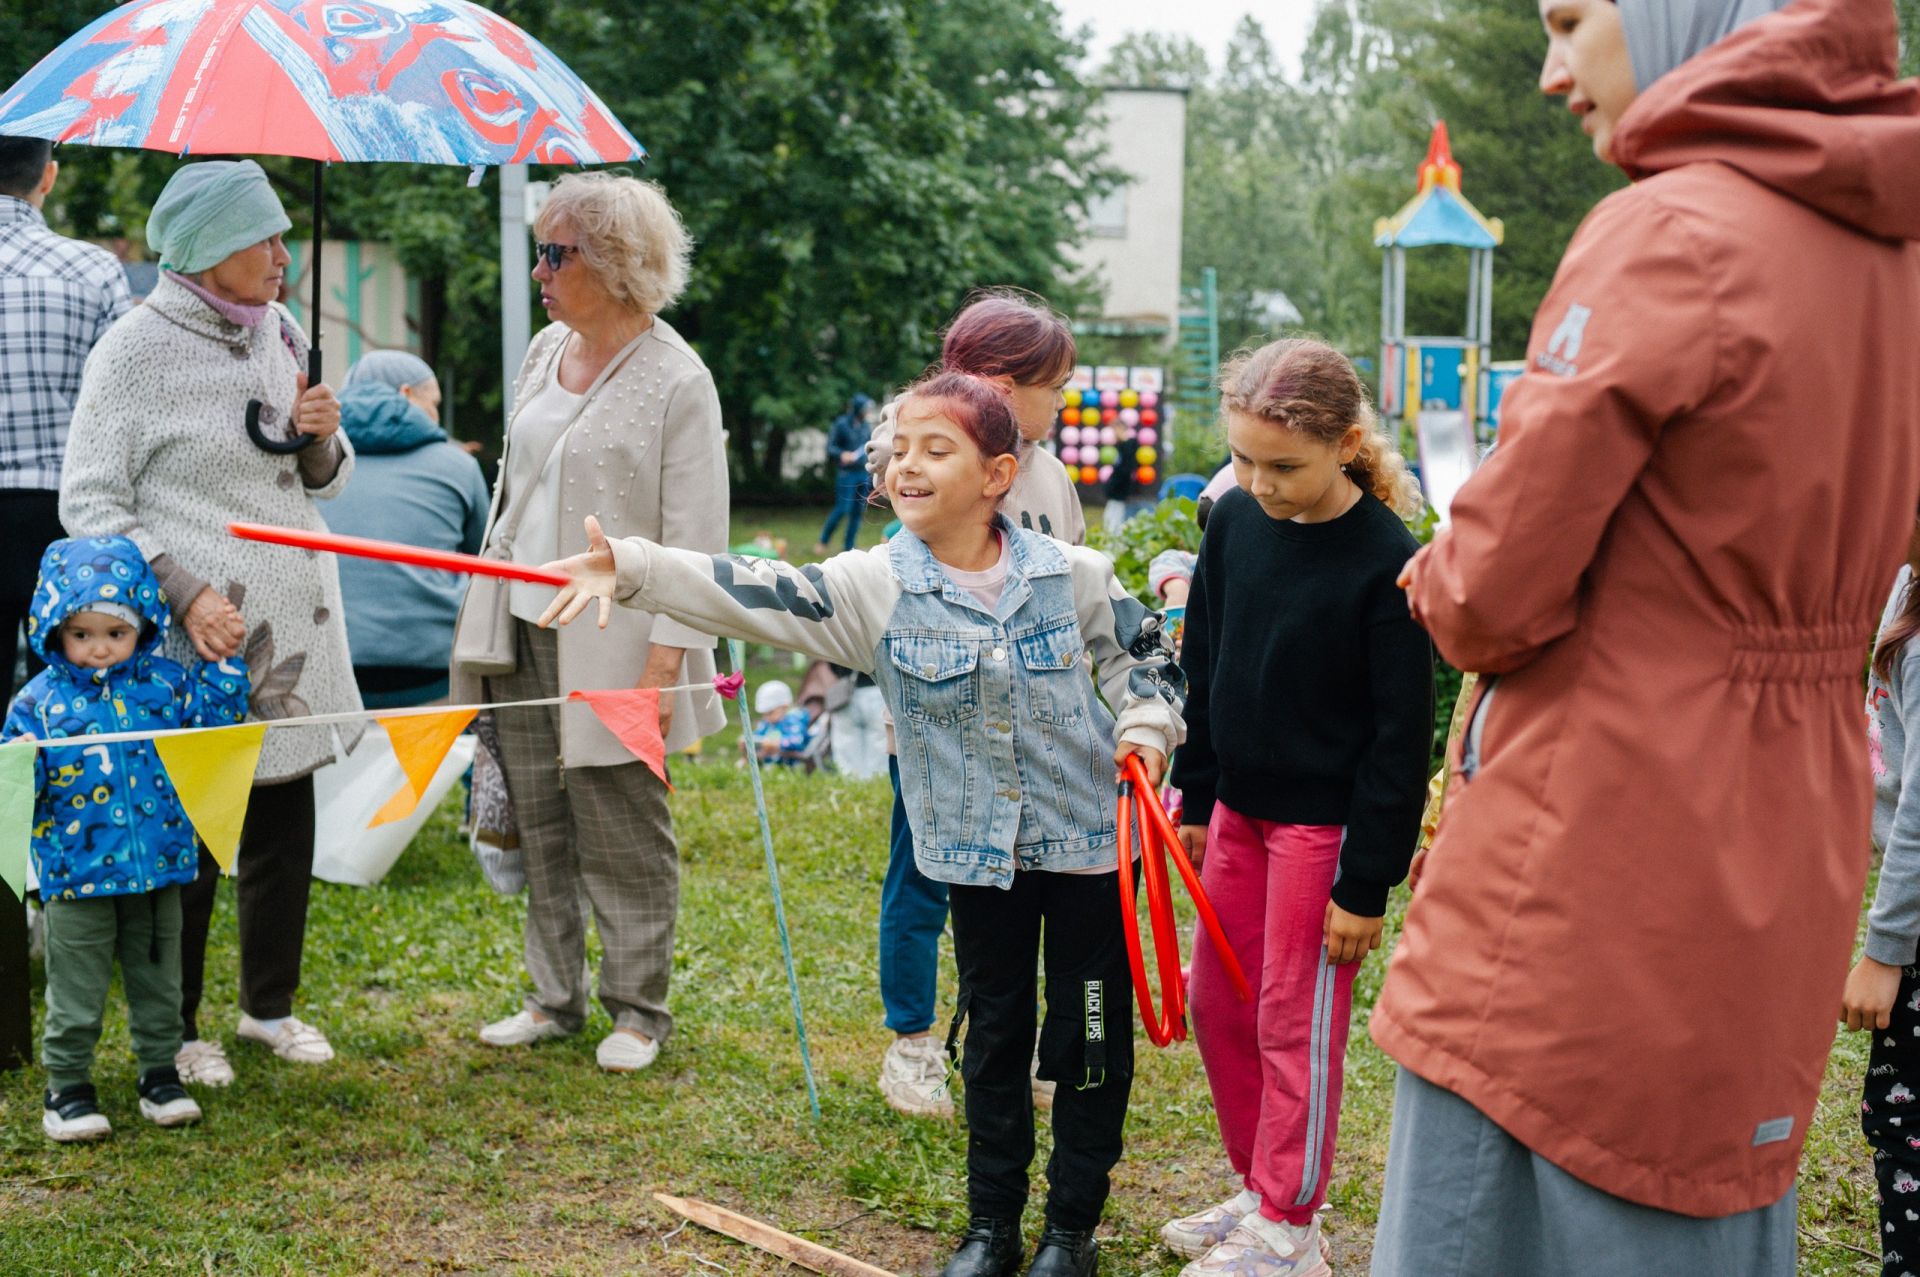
[1535,302,1592,378]
[1752,1116,1794,1147]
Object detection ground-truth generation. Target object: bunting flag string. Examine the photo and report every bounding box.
[0,676,739,751]
[0,676,743,891]
[152,724,269,872]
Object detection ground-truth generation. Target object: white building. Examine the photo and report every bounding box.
[1066,86,1188,342]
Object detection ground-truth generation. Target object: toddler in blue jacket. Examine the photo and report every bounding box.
[1,537,249,1143]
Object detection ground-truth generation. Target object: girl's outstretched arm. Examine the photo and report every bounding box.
[541,516,892,674]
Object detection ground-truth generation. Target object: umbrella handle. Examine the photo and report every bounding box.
[245,398,318,454]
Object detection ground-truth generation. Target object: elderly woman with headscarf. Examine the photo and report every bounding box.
[318,351,487,708]
[60,160,360,1085]
[450,172,727,1073]
[1357,3,1920,1275]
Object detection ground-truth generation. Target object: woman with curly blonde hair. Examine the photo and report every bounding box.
[451,171,728,1074]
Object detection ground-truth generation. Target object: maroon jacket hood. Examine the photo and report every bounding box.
[1609,0,1920,241]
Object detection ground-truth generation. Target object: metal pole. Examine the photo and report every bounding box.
[499,165,532,432]
[728,639,823,1120]
[309,160,325,386]
[1465,248,1480,345]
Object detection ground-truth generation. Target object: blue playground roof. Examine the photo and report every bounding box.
[1374,185,1503,250]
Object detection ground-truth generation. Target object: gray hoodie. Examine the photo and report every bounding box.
[1868,565,1920,966]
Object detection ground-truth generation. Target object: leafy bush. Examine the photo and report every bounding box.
[1089,496,1202,605]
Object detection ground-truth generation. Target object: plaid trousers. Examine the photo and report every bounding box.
[488,621,679,1042]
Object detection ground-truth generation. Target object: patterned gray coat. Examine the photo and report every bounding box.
[60,273,363,782]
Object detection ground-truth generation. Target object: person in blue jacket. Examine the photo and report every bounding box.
[814,392,875,555]
[1,536,249,1142]
[319,351,488,707]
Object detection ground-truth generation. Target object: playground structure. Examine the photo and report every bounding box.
[1375,122,1518,522]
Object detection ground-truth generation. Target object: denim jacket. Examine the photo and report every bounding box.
[607,518,1185,887]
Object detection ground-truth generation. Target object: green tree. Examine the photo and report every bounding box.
[554,0,1109,484]
[4,0,1106,482]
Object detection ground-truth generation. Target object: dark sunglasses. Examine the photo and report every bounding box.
[534,241,580,271]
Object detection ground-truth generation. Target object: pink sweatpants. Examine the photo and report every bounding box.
[1189,803,1355,1226]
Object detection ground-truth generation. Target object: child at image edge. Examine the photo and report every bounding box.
[1,536,250,1143]
[1844,529,1920,1275]
[1167,339,1433,1276]
[541,371,1183,1277]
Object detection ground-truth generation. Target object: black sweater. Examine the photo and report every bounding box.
[1172,487,1434,916]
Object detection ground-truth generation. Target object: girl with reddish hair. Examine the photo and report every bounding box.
[865,289,1088,1125]
[542,370,1182,1277]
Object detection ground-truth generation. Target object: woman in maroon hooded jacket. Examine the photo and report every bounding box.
[1371,1,1920,1272]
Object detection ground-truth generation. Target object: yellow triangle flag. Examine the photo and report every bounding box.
[154,723,268,873]
[370,710,477,828]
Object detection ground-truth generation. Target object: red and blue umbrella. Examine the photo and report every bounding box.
[0,0,644,447]
[0,0,642,165]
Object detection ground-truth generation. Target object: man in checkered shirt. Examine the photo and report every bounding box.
[1,136,132,699]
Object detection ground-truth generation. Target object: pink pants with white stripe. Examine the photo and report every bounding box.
[1189,803,1355,1226]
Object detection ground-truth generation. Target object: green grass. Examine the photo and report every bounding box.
[0,765,1888,1273]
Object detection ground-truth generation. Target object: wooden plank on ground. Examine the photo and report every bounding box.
[653,1193,898,1277]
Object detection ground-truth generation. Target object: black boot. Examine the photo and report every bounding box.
[1025,1223,1096,1277]
[941,1216,1023,1277]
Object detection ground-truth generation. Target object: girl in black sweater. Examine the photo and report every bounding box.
[1163,339,1433,1275]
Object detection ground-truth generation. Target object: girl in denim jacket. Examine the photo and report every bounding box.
[542,372,1183,1277]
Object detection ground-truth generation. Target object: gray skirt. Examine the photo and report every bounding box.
[1370,1068,1797,1277]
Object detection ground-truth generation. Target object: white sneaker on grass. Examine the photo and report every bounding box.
[478,1009,571,1047]
[1164,1188,1264,1258]
[1179,1213,1330,1277]
[878,1035,954,1118]
[237,1014,334,1063]
[43,1084,111,1143]
[596,1029,659,1072]
[136,1067,203,1128]
[175,1039,235,1087]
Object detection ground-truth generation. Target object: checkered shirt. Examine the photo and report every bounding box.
[0,195,132,491]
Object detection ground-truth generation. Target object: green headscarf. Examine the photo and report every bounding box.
[145,160,291,274]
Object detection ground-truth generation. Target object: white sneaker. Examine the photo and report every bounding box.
[1179,1214,1330,1277]
[136,1068,203,1128]
[175,1039,235,1087]
[596,1029,659,1072]
[42,1085,112,1143]
[1163,1188,1263,1259]
[878,1035,954,1118]
[478,1009,570,1048]
[1031,1046,1056,1111]
[237,1014,335,1064]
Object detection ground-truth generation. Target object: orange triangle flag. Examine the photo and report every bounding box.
[154,723,268,872]
[569,689,671,788]
[370,709,478,827]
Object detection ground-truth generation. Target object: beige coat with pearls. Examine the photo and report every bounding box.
[451,318,728,768]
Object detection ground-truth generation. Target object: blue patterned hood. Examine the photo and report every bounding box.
[25,535,172,676]
[3,536,250,899]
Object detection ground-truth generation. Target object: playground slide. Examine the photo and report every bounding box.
[1415,408,1479,524]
